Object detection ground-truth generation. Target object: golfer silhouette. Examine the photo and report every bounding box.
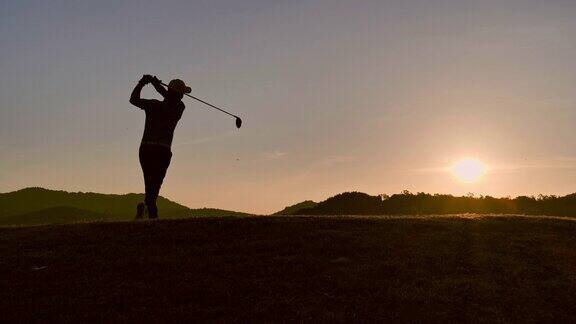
[130,74,191,219]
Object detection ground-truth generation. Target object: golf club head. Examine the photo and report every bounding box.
[236,117,242,129]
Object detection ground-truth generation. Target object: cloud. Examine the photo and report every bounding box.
[509,25,565,47]
[263,150,287,160]
[479,156,576,173]
[174,131,235,147]
[414,156,576,175]
[320,155,357,167]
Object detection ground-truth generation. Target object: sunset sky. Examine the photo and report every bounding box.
[2,0,576,214]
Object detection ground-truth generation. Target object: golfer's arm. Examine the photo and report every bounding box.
[129,81,147,108]
[151,80,168,98]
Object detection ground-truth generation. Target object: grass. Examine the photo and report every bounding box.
[2,215,576,322]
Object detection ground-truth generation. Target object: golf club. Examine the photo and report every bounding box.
[161,82,242,129]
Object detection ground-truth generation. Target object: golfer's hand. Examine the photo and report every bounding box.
[140,74,153,84]
[151,76,162,85]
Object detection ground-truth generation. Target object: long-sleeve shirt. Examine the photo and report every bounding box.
[130,82,185,149]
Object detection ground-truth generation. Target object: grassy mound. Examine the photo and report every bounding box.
[2,215,576,322]
[0,187,252,226]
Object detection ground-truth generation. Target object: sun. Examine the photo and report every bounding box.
[450,158,487,183]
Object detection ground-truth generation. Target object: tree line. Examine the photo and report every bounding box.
[293,191,576,216]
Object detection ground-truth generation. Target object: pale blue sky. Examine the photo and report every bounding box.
[1,0,576,213]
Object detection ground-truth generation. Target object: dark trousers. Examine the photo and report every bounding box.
[139,144,172,218]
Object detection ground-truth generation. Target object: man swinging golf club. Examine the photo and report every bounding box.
[130,74,190,219]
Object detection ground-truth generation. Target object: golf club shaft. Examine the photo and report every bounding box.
[160,82,239,119]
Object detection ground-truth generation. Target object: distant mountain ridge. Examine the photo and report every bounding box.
[273,200,317,215]
[295,192,380,215]
[0,187,252,226]
[0,206,110,226]
[289,191,576,217]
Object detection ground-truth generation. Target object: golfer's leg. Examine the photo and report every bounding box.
[144,148,162,219]
[137,147,149,219]
[146,171,160,219]
[157,150,172,189]
[140,146,156,213]
[148,149,172,219]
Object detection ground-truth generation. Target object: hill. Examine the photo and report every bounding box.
[0,206,110,226]
[296,192,381,215]
[273,200,317,215]
[0,187,251,226]
[2,215,576,322]
[294,190,576,216]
